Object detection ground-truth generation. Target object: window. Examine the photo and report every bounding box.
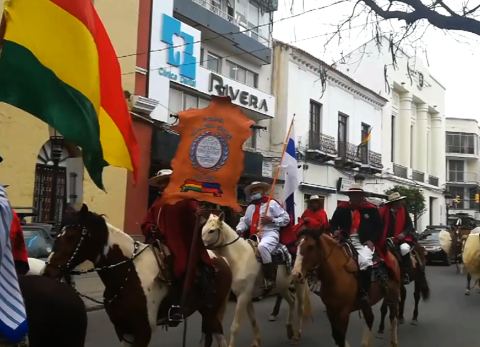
[360,123,370,164]
[469,187,478,210]
[448,160,464,182]
[226,60,258,87]
[446,132,476,154]
[391,115,395,162]
[206,52,221,73]
[309,100,322,149]
[338,113,348,157]
[169,88,209,113]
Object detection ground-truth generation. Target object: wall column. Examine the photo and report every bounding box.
[431,114,445,180]
[398,93,412,168]
[416,103,428,174]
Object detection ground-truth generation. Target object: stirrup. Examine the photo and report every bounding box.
[168,305,184,324]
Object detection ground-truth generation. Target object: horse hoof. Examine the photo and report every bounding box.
[286,324,294,339]
[411,320,418,326]
[268,314,277,322]
[377,329,384,335]
[251,342,260,347]
[465,290,471,296]
[398,318,405,324]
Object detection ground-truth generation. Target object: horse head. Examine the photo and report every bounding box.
[292,229,322,282]
[44,204,108,279]
[202,212,231,249]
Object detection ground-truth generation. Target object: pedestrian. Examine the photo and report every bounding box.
[329,184,382,310]
[380,192,416,284]
[236,181,290,293]
[0,155,28,346]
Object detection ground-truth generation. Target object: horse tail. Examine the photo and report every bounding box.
[302,283,312,320]
[418,270,430,301]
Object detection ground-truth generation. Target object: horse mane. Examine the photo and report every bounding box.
[298,229,322,240]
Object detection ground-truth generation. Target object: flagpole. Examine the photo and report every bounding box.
[259,114,295,233]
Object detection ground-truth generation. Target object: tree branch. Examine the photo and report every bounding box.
[361,0,480,36]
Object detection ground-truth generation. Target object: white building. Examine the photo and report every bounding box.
[338,37,447,230]
[271,41,387,219]
[445,117,480,222]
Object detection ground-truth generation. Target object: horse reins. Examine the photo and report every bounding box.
[205,228,241,250]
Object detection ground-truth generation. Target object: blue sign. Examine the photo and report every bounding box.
[161,14,196,81]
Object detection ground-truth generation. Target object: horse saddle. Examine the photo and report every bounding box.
[247,238,293,272]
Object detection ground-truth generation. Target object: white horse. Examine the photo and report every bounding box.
[202,214,307,347]
[462,228,480,294]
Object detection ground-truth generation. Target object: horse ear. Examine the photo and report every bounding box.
[80,204,89,216]
[218,211,225,223]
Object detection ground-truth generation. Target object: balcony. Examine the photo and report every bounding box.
[446,144,478,160]
[447,172,480,185]
[306,132,337,162]
[429,175,439,187]
[393,163,408,179]
[412,170,425,183]
[335,141,361,169]
[358,149,383,174]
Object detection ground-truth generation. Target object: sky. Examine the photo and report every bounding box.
[272,0,480,119]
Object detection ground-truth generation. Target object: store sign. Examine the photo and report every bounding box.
[148,0,275,121]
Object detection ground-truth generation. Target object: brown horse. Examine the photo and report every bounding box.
[378,244,429,333]
[293,230,401,347]
[44,205,232,347]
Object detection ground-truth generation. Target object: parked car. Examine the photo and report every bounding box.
[418,226,450,265]
[22,224,54,259]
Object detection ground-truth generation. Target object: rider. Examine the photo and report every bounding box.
[141,169,214,319]
[0,155,28,345]
[330,185,382,307]
[299,195,329,231]
[380,192,416,284]
[236,181,290,293]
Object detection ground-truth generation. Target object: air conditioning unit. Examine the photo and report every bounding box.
[131,95,159,114]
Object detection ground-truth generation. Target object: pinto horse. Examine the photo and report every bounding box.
[44,204,232,347]
[201,214,307,347]
[293,230,401,347]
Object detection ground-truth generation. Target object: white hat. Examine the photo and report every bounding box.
[309,195,323,201]
[244,181,270,196]
[148,169,172,187]
[386,192,406,204]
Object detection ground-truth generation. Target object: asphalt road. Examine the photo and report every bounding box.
[85,265,480,347]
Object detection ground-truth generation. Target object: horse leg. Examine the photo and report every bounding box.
[466,273,472,296]
[246,301,261,347]
[282,285,296,341]
[228,293,250,347]
[269,295,282,321]
[412,280,420,323]
[326,309,350,347]
[398,285,406,324]
[293,282,306,342]
[378,299,388,334]
[388,299,399,347]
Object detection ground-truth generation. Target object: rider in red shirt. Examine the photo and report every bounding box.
[10,210,29,275]
[299,195,329,231]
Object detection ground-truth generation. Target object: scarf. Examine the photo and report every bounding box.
[350,209,361,235]
[249,196,270,235]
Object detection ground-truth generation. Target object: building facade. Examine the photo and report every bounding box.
[445,117,480,222]
[271,41,386,219]
[338,37,447,230]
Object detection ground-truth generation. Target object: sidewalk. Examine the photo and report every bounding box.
[73,272,105,312]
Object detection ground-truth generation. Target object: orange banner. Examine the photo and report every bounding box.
[162,96,254,211]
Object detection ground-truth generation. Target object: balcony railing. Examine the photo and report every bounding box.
[448,171,479,184]
[412,170,425,183]
[393,163,408,178]
[191,0,270,46]
[309,132,337,156]
[368,151,383,169]
[429,175,439,186]
[337,141,359,162]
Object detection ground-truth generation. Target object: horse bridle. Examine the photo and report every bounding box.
[205,227,241,250]
[46,225,89,273]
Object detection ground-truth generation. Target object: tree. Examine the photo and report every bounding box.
[385,185,426,229]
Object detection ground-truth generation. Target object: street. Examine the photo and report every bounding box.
[84,265,480,347]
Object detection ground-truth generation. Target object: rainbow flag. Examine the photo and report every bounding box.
[181,180,223,197]
[0,0,139,189]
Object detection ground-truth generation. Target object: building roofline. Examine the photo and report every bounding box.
[274,39,388,105]
[446,117,478,123]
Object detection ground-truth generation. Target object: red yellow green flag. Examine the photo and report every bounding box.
[0,0,140,188]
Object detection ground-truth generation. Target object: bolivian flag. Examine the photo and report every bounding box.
[0,0,139,189]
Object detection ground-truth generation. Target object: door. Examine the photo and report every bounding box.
[338,113,348,158]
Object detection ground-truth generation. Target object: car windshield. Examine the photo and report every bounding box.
[421,232,440,241]
[23,228,45,239]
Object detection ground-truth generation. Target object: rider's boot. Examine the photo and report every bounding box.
[262,262,277,295]
[358,267,372,310]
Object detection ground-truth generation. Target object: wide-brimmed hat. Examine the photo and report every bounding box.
[386,192,406,204]
[244,181,270,196]
[341,184,365,195]
[148,169,172,187]
[309,195,323,201]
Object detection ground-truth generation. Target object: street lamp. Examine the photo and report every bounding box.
[444,190,453,226]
